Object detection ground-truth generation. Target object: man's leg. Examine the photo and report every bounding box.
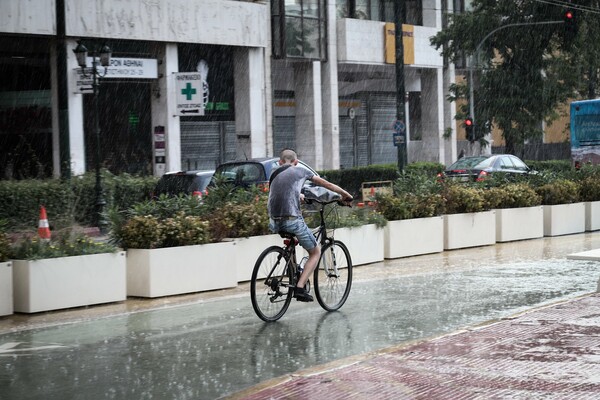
[297,244,320,289]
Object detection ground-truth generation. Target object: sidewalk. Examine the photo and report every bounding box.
[225,294,600,399]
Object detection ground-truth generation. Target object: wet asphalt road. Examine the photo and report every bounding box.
[1,233,600,399]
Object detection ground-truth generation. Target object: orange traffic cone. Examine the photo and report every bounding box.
[38,206,51,241]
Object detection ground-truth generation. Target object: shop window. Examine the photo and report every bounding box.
[272,0,327,61]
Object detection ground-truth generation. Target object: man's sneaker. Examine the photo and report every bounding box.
[294,286,313,302]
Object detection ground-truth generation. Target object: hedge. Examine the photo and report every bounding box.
[318,164,400,199]
[0,172,157,231]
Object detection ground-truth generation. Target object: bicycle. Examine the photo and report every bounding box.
[250,196,353,322]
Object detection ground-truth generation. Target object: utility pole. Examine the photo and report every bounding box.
[394,0,407,171]
[56,0,71,179]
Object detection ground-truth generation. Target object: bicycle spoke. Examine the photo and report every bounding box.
[314,240,352,311]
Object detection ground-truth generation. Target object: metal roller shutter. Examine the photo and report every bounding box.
[355,100,369,166]
[181,120,235,170]
[369,93,397,165]
[273,116,296,154]
[339,116,354,169]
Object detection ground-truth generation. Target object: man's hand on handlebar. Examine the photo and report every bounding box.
[338,195,353,207]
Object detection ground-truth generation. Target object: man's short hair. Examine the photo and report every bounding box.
[280,148,297,163]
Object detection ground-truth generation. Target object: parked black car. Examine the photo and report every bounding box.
[153,170,215,199]
[210,157,319,190]
[440,154,534,182]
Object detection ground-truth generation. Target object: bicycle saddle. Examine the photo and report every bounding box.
[278,231,295,239]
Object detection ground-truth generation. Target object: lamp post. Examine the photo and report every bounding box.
[73,41,111,233]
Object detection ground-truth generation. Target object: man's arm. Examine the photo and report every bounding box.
[310,176,353,202]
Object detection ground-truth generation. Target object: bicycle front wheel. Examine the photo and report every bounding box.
[250,246,293,322]
[314,240,353,311]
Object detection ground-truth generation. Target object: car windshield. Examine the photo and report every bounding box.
[215,163,266,184]
[449,156,490,169]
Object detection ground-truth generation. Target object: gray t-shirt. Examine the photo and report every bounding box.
[268,165,314,218]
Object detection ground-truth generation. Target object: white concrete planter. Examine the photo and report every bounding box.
[0,261,12,316]
[543,202,586,237]
[444,211,496,250]
[384,217,444,259]
[126,242,237,298]
[232,234,282,282]
[334,224,384,266]
[12,252,126,314]
[585,201,600,232]
[495,206,543,242]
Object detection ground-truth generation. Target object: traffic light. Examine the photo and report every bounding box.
[564,8,578,34]
[464,117,475,142]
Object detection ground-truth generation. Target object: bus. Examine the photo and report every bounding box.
[571,99,600,166]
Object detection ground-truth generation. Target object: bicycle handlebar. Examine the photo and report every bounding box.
[304,197,353,207]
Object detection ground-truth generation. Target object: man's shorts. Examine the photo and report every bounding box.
[269,216,318,251]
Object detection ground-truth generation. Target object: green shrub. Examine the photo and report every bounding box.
[526,160,572,173]
[119,215,165,249]
[319,164,400,199]
[404,161,445,177]
[10,232,118,260]
[161,213,211,247]
[0,172,158,231]
[119,211,210,249]
[111,184,269,247]
[483,183,541,209]
[207,199,269,241]
[535,179,580,205]
[375,194,413,221]
[0,179,76,231]
[305,203,387,228]
[375,192,444,221]
[0,232,10,262]
[442,183,488,214]
[579,176,600,202]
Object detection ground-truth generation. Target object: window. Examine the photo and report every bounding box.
[337,0,421,24]
[272,0,327,60]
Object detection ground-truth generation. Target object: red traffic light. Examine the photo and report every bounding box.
[464,117,473,127]
[565,10,573,20]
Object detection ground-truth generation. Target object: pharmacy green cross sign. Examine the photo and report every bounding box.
[174,72,205,116]
[181,82,197,100]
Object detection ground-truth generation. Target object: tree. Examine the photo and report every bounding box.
[431,0,600,157]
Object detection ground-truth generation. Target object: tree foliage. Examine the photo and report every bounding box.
[431,0,600,156]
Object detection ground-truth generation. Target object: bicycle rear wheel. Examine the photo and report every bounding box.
[314,240,353,311]
[250,246,293,322]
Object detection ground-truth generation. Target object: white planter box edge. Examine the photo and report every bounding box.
[495,206,543,242]
[384,217,444,259]
[334,224,384,266]
[543,202,586,237]
[585,201,600,232]
[127,241,237,298]
[0,261,12,316]
[444,211,496,250]
[12,252,126,314]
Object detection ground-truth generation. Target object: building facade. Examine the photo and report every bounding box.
[0,0,457,179]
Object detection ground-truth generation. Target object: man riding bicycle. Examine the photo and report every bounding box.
[267,149,353,302]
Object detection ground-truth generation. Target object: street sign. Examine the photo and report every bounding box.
[393,120,406,133]
[73,58,158,94]
[393,132,405,147]
[174,72,205,116]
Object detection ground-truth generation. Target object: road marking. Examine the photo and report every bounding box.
[0,342,68,356]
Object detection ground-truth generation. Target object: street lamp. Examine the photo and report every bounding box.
[73,41,111,233]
